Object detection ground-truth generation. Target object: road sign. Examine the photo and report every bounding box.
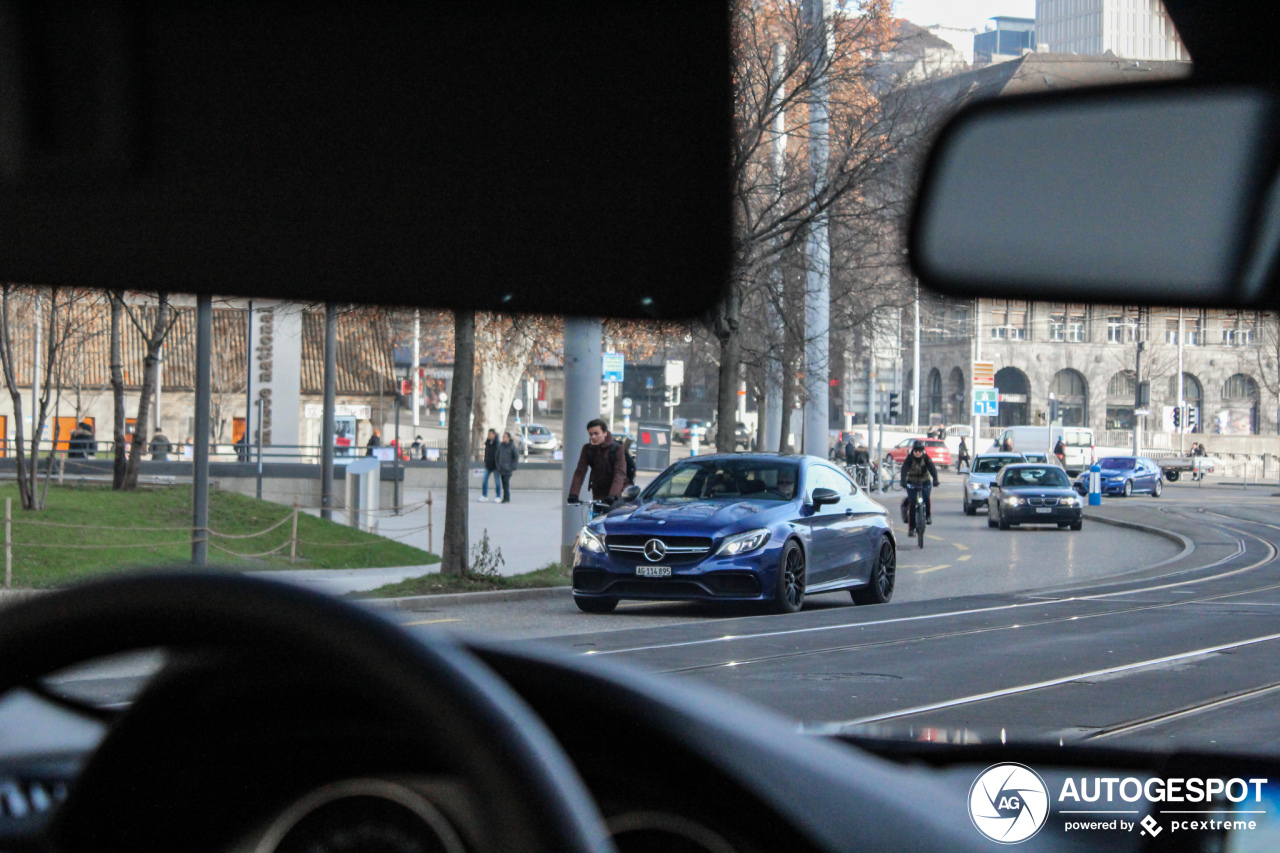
[972,361,995,388]
[973,387,999,417]
[1134,408,1151,417]
[663,359,683,387]
[603,352,625,383]
[622,397,633,409]
[512,399,523,411]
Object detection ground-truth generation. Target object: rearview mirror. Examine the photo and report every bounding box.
[910,84,1280,307]
[621,485,641,502]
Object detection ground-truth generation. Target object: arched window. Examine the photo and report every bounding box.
[1050,369,1088,428]
[1220,373,1260,434]
[1167,372,1203,433]
[1105,370,1136,430]
[994,366,1030,427]
[927,368,943,420]
[947,367,965,422]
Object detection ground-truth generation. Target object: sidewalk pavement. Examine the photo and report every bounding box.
[301,487,572,579]
[244,564,439,595]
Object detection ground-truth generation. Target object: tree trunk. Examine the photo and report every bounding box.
[109,294,127,490]
[441,309,475,577]
[777,349,796,454]
[122,298,170,491]
[714,286,742,454]
[0,288,31,508]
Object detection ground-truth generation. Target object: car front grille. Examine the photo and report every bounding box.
[606,535,713,564]
[1027,497,1060,506]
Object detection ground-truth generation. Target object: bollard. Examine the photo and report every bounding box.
[1088,463,1102,506]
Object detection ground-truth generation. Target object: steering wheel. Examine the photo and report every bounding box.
[0,573,616,853]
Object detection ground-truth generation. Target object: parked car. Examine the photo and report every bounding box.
[1074,456,1164,498]
[987,463,1084,531]
[886,437,951,468]
[571,453,896,613]
[962,452,1026,515]
[673,418,707,445]
[517,423,559,454]
[708,420,755,451]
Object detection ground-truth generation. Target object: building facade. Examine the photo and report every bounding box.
[906,299,1277,439]
[974,16,1036,63]
[1035,0,1188,60]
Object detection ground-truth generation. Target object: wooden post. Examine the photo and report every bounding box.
[427,491,433,555]
[5,497,11,589]
[290,505,299,564]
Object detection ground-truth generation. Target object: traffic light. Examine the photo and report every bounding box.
[599,384,609,414]
[887,392,900,420]
[1137,381,1151,408]
[1173,407,1181,428]
[663,387,673,406]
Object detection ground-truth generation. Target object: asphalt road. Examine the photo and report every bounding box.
[21,479,1280,763]
[382,481,1280,756]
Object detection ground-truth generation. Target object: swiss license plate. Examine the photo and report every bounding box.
[1035,507,1052,514]
[636,566,672,578]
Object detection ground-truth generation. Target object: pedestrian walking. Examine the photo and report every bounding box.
[843,437,856,467]
[480,429,501,501]
[410,435,425,459]
[365,429,382,456]
[567,418,628,505]
[235,432,249,463]
[149,428,173,462]
[83,422,97,459]
[956,436,970,472]
[497,431,518,502]
[1053,436,1066,466]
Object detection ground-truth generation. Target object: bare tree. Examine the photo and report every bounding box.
[469,314,561,456]
[118,294,182,490]
[0,286,94,509]
[715,0,927,452]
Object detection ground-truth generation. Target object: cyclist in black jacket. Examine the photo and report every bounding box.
[900,440,939,531]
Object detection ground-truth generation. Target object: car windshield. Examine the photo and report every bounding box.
[972,457,1017,474]
[26,7,1280,850]
[1001,467,1071,488]
[643,459,798,502]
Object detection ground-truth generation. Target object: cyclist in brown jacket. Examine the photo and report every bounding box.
[567,419,628,504]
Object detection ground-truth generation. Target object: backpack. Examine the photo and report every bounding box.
[624,445,636,484]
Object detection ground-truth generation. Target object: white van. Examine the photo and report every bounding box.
[989,426,1095,475]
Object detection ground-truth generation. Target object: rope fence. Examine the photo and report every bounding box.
[0,489,436,586]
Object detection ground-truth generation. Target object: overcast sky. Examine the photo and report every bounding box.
[893,0,1035,31]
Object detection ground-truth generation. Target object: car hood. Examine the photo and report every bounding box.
[965,473,998,485]
[602,498,792,537]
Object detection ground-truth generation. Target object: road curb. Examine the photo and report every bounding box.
[358,585,572,611]
[1083,510,1196,568]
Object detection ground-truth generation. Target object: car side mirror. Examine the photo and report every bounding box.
[811,487,840,508]
[621,485,641,502]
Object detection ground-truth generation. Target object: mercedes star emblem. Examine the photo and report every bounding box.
[643,538,667,562]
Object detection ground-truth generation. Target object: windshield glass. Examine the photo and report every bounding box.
[1099,457,1137,469]
[972,456,1018,474]
[643,459,798,502]
[1001,467,1071,488]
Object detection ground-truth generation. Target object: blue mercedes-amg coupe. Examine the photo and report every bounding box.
[571,453,896,614]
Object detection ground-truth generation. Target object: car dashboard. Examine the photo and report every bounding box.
[0,635,1274,853]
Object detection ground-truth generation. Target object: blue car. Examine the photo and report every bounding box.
[572,453,896,614]
[1074,455,1164,497]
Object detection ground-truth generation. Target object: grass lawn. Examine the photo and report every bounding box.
[0,483,437,588]
[350,562,569,598]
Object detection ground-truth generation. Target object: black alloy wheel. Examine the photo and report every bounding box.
[998,505,1012,530]
[771,540,806,614]
[852,538,896,605]
[1071,520,1083,531]
[574,595,618,614]
[963,500,976,516]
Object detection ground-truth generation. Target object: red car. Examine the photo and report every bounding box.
[886,437,951,468]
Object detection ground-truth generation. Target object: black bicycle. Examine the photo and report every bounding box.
[901,484,928,549]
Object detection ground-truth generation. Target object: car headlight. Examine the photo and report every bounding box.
[1003,496,1024,507]
[576,526,606,553]
[716,528,771,556]
[1061,496,1081,507]
[968,482,984,491]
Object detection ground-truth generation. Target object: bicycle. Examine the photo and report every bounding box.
[568,496,615,526]
[903,483,929,549]
[880,458,900,491]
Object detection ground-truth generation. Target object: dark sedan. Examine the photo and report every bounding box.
[572,453,896,614]
[987,463,1084,531]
